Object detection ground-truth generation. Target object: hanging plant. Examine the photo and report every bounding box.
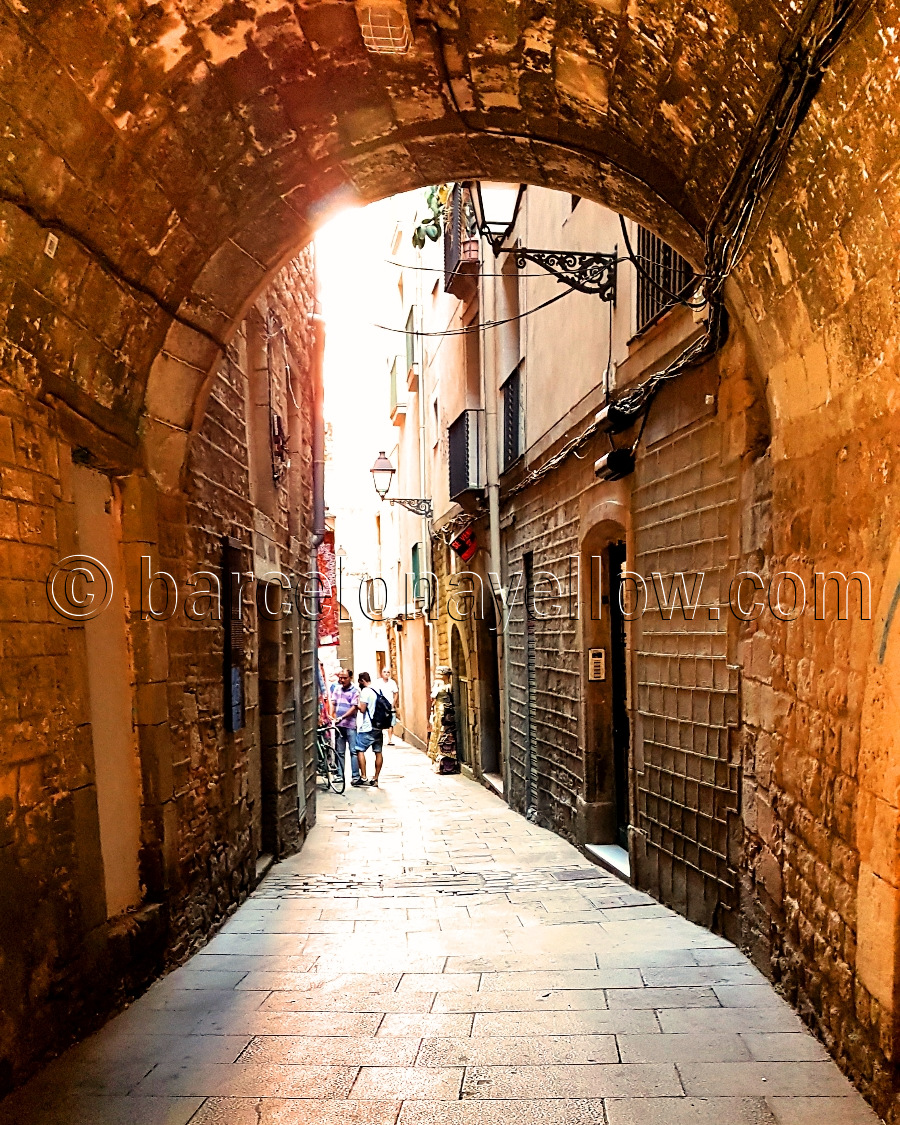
[411,183,452,249]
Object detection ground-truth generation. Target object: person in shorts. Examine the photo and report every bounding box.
[356,672,384,787]
[329,668,361,785]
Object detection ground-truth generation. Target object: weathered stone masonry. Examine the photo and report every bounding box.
[501,344,754,942]
[0,253,318,1094]
[1,0,899,1117]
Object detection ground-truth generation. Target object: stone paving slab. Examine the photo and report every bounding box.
[434,988,611,1013]
[134,1062,359,1098]
[397,1100,608,1124]
[460,1061,683,1098]
[678,1061,859,1097]
[766,1095,883,1123]
[417,1034,618,1066]
[191,1099,402,1124]
[0,741,882,1125]
[0,1094,205,1125]
[604,1096,776,1124]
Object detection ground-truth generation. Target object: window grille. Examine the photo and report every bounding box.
[502,366,521,470]
[635,227,694,334]
[448,409,483,500]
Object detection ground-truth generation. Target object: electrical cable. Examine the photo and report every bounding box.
[386,258,564,279]
[416,0,870,503]
[374,285,574,338]
[386,253,673,277]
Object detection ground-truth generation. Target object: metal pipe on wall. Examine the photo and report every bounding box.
[480,232,512,800]
[302,306,327,828]
[311,308,327,550]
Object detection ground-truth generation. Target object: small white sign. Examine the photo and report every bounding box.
[44,232,59,259]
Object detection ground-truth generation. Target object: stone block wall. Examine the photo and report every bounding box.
[729,5,900,1116]
[0,250,318,1093]
[504,450,593,837]
[630,364,743,943]
[500,337,763,945]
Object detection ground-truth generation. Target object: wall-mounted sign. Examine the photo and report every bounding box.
[588,647,606,681]
[450,526,477,563]
[317,530,339,646]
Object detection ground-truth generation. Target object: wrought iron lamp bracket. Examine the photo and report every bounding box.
[507,248,618,302]
[389,497,434,518]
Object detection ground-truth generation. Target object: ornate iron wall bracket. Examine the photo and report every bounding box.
[389,497,434,518]
[507,248,617,301]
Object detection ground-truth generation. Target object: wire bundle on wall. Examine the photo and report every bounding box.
[500,0,874,497]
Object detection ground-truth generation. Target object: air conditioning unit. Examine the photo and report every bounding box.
[448,409,484,500]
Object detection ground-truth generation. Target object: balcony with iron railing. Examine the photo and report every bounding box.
[390,355,407,424]
[448,408,484,500]
[444,183,480,299]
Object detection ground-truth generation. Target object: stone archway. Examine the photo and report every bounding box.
[2,0,900,1114]
[1,0,846,492]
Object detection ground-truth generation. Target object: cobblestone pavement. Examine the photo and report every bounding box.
[1,742,881,1125]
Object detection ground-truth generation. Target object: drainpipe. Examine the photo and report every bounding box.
[311,308,327,550]
[480,244,512,800]
[415,255,434,680]
[303,307,327,826]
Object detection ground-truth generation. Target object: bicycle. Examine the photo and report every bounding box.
[316,723,346,794]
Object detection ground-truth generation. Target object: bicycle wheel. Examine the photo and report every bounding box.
[331,753,346,794]
[316,734,333,792]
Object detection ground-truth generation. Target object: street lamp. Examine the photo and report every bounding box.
[370,450,395,499]
[369,452,433,518]
[470,180,618,302]
[471,181,525,256]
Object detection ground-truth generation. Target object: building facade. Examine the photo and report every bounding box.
[380,184,771,947]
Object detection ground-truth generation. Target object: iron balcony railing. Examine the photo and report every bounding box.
[444,183,480,297]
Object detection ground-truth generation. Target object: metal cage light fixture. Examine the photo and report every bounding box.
[355,0,412,54]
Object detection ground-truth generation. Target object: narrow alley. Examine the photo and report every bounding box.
[0,743,877,1125]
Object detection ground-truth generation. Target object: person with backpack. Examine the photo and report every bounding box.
[356,671,392,787]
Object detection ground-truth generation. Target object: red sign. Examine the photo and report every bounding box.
[316,530,339,646]
[450,526,477,563]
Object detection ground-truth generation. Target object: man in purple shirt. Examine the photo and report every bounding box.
[329,668,362,786]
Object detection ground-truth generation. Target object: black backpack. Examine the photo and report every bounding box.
[368,688,393,730]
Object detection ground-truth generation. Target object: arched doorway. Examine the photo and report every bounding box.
[579,517,631,857]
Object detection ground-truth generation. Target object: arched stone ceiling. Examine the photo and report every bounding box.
[0,0,813,479]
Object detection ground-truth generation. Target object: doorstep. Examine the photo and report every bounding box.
[584,843,631,882]
[255,852,275,884]
[483,772,504,798]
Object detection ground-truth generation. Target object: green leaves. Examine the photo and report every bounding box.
[411,183,452,249]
